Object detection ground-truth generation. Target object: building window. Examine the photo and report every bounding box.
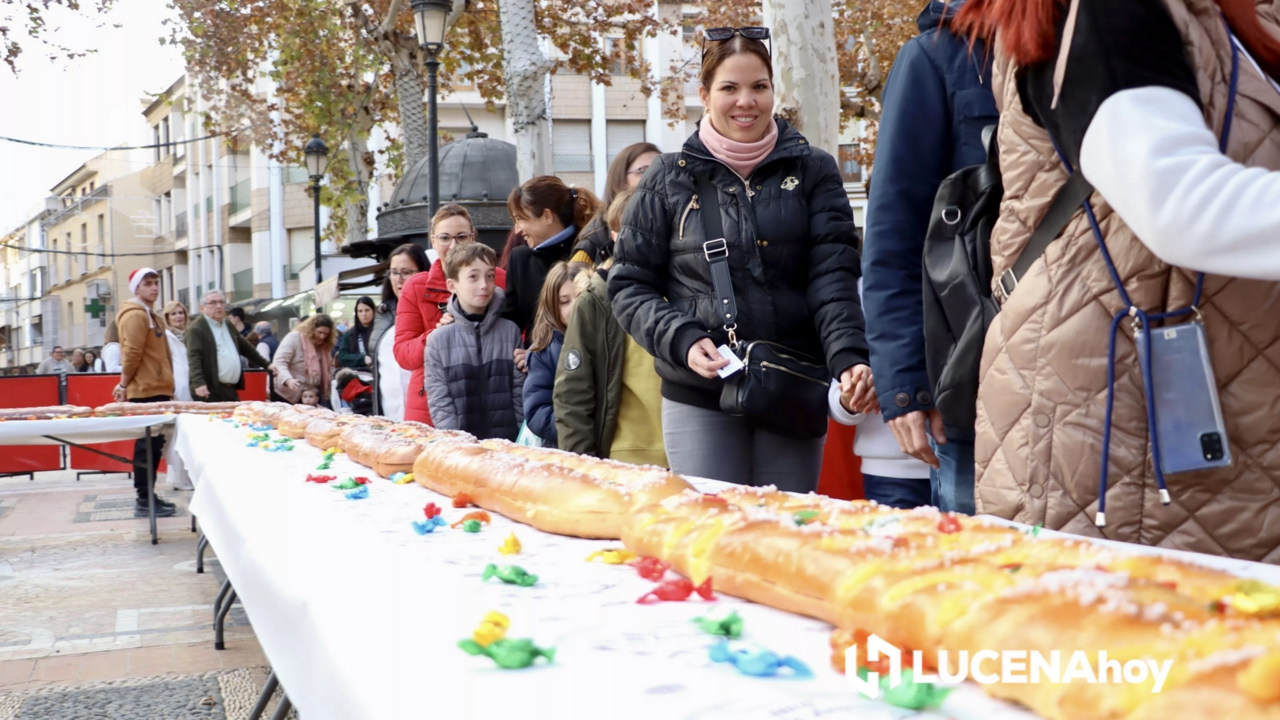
[97,214,105,267]
[552,121,593,172]
[838,144,863,183]
[154,124,162,162]
[450,60,476,91]
[30,319,42,346]
[50,238,58,285]
[604,37,642,75]
[79,223,88,274]
[606,121,647,167]
[161,117,171,158]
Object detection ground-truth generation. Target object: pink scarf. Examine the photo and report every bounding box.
[699,117,779,180]
[301,336,332,401]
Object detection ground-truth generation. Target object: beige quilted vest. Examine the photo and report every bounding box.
[977,0,1280,562]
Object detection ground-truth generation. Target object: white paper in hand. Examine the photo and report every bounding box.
[715,344,745,378]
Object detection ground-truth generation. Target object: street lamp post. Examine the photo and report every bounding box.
[410,0,450,217]
[304,134,330,287]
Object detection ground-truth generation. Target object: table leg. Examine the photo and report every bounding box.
[196,534,209,574]
[146,426,157,545]
[269,693,292,720]
[215,588,237,650]
[247,671,280,720]
[191,514,197,533]
[213,579,231,625]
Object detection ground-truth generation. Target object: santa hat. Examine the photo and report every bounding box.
[128,267,159,296]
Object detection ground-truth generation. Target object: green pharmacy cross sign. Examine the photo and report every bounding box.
[85,297,107,319]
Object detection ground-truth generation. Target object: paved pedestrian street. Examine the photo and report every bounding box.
[0,470,290,719]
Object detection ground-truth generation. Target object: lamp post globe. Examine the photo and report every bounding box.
[304,134,330,179]
[409,0,450,52]
[410,0,451,216]
[304,134,329,288]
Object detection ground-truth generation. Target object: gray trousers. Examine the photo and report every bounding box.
[661,398,825,493]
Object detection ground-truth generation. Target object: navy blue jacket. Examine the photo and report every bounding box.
[862,0,995,435]
[523,331,563,447]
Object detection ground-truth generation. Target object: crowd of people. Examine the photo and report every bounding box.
[39,0,1280,562]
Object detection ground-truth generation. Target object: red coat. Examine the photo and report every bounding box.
[394,258,507,424]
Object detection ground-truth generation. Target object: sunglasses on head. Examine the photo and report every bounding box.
[701,27,772,58]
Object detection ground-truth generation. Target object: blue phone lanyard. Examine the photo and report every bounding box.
[1059,20,1240,528]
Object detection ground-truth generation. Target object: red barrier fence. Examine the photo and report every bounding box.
[65,374,148,475]
[0,375,65,474]
[61,371,269,474]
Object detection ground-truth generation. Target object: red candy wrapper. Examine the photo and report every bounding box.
[636,577,715,604]
[631,556,669,581]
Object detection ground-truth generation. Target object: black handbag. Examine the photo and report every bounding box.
[692,171,831,440]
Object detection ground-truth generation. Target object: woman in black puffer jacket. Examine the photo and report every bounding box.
[608,29,875,492]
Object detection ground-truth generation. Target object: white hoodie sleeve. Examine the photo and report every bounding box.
[1079,86,1280,281]
[828,380,867,427]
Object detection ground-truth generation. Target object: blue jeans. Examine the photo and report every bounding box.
[862,474,932,510]
[929,438,976,514]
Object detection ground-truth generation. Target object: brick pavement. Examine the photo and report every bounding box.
[0,470,279,717]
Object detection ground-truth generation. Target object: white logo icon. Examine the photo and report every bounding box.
[845,634,901,699]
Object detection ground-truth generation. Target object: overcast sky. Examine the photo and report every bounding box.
[0,0,185,231]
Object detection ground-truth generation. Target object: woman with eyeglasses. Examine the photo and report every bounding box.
[609,27,874,492]
[363,242,429,421]
[395,205,507,424]
[570,142,661,268]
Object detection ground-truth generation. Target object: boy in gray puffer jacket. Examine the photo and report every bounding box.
[425,243,525,441]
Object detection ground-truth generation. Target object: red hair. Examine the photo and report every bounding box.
[953,0,1280,80]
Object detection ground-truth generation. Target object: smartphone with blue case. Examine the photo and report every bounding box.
[1135,321,1231,474]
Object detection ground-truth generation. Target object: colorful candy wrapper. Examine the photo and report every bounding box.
[412,517,448,535]
[451,510,491,529]
[471,611,510,647]
[585,548,637,565]
[693,606,744,639]
[498,533,522,555]
[631,556,669,581]
[462,519,482,533]
[637,577,715,604]
[482,564,538,587]
[457,638,554,669]
[391,472,415,485]
[344,486,369,500]
[709,640,812,679]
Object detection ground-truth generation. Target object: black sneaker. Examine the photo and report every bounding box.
[155,497,177,510]
[135,498,177,518]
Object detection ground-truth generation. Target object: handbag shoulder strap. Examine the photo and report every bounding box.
[691,164,740,343]
[994,170,1093,305]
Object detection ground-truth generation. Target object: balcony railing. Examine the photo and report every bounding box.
[230,179,251,215]
[286,166,311,185]
[175,211,188,239]
[285,262,308,281]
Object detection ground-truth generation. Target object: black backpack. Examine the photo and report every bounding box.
[921,126,1091,439]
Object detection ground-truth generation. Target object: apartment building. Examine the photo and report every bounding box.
[37,149,163,354]
[143,76,332,309]
[433,2,868,223]
[0,211,51,370]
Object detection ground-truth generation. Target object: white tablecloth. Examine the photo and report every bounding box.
[0,415,176,445]
[178,415,1278,720]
